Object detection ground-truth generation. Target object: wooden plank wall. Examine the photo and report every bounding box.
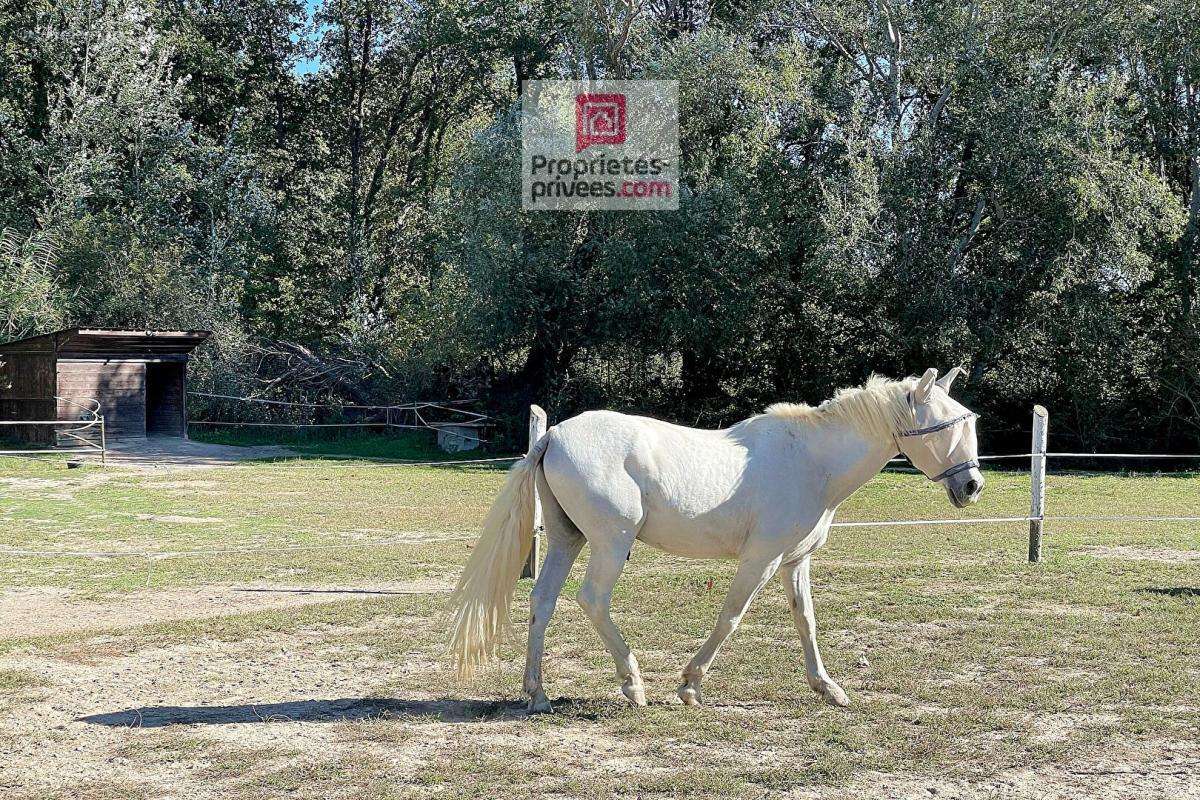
[57,360,146,438]
[146,363,185,436]
[0,353,56,444]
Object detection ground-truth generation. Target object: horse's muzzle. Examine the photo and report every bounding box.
[945,468,985,508]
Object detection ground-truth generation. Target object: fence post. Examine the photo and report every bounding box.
[1028,405,1048,563]
[100,416,107,469]
[522,404,547,580]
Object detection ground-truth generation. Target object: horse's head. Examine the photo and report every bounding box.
[897,367,984,509]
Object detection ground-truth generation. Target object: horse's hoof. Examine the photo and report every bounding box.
[677,682,702,706]
[622,684,647,707]
[816,681,850,708]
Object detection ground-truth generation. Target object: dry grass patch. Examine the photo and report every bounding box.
[1079,545,1200,563]
[0,666,46,691]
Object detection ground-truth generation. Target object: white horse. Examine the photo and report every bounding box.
[449,368,983,711]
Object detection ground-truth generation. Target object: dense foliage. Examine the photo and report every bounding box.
[1,0,1198,451]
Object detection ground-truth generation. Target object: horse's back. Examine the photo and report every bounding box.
[546,410,740,486]
[542,410,754,558]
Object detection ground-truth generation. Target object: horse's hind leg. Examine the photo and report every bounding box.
[576,528,646,706]
[523,468,585,713]
[541,453,646,706]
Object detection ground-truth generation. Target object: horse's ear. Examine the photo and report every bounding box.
[936,366,965,394]
[913,368,938,404]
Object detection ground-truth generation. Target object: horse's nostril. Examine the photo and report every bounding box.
[964,479,980,496]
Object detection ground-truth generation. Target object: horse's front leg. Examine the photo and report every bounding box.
[780,556,849,707]
[678,556,781,706]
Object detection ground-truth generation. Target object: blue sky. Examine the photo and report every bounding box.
[293,0,322,76]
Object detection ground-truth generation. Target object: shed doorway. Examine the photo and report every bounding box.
[0,329,209,445]
[145,362,186,436]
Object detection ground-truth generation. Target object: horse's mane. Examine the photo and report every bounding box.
[764,375,916,439]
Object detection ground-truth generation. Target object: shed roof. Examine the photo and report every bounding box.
[0,328,211,356]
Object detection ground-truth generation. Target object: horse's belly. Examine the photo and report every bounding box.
[636,513,743,559]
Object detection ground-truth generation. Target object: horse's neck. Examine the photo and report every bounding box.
[807,421,898,508]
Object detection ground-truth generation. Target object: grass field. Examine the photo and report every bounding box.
[1,455,1198,799]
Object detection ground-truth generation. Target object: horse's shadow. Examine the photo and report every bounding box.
[76,697,521,728]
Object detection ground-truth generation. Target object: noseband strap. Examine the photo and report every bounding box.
[930,458,979,483]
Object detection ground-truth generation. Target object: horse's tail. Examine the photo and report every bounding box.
[448,431,552,679]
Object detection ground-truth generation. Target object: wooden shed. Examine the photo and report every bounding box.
[0,328,211,445]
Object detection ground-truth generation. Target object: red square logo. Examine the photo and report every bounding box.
[575,93,626,152]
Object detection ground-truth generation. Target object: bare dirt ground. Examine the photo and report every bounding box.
[0,580,451,638]
[79,437,297,469]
